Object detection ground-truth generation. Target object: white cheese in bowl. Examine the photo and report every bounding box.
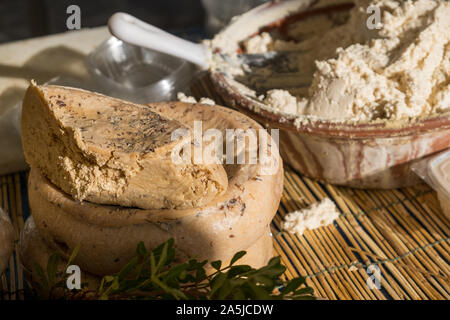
[237,0,450,124]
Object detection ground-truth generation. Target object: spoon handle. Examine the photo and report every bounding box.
[108,12,210,70]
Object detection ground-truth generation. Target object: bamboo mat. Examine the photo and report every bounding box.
[1,76,449,300]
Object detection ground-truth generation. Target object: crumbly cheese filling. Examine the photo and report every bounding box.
[240,0,450,123]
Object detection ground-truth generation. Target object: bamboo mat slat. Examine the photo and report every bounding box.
[0,76,449,300]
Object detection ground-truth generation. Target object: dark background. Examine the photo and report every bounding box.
[0,0,206,44]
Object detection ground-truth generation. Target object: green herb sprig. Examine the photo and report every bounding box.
[33,239,315,300]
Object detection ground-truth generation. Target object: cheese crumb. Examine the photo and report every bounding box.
[199,97,216,106]
[282,198,340,235]
[177,92,198,104]
[263,90,297,115]
[348,265,359,272]
[177,93,216,106]
[244,32,273,54]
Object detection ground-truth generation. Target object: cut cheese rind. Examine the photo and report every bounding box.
[21,84,228,210]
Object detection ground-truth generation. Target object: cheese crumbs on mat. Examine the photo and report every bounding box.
[21,83,228,210]
[282,198,340,235]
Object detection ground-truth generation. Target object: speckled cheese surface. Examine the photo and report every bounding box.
[21,84,228,210]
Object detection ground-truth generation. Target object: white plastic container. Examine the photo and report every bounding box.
[412,150,450,220]
[429,152,450,219]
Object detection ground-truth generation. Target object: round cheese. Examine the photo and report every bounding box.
[28,102,283,276]
[0,208,14,275]
[20,217,274,293]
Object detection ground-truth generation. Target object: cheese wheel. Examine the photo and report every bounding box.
[22,84,228,210]
[20,217,100,292]
[29,102,283,276]
[20,217,274,293]
[0,208,14,275]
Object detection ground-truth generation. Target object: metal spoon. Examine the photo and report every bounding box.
[108,12,302,72]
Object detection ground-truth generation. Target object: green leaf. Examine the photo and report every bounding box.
[66,245,80,267]
[209,273,227,298]
[153,238,174,259]
[118,257,139,281]
[123,278,152,293]
[293,287,315,297]
[248,257,286,278]
[136,242,147,256]
[232,288,246,300]
[215,279,246,300]
[165,245,176,266]
[211,260,222,271]
[155,241,170,272]
[179,270,187,281]
[195,267,207,283]
[283,277,305,294]
[164,264,189,286]
[152,277,187,300]
[252,274,275,288]
[111,278,120,291]
[34,262,49,290]
[47,253,61,285]
[132,262,145,280]
[227,265,253,278]
[230,251,247,266]
[150,253,157,277]
[247,281,272,300]
[99,293,109,300]
[187,259,207,271]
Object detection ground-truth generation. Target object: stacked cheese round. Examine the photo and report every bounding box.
[0,208,14,276]
[20,217,274,291]
[20,84,284,283]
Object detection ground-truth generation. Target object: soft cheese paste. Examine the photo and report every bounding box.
[240,0,450,123]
